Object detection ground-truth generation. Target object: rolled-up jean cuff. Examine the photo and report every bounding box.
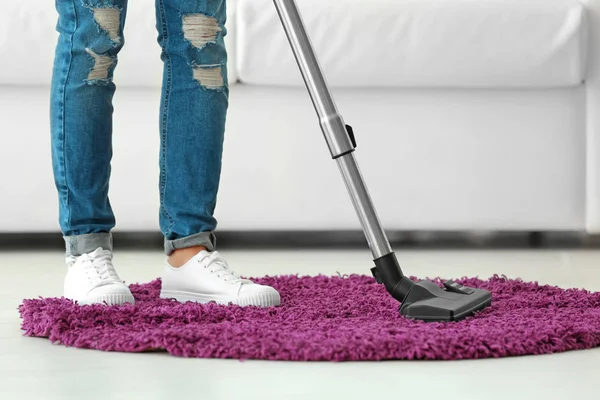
[164,231,216,256]
[63,232,113,257]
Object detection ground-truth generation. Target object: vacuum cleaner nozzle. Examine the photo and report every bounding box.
[274,0,492,323]
[371,253,492,322]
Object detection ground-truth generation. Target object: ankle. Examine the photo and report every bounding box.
[168,245,208,268]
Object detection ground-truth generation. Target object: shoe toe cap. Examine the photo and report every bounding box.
[238,284,280,307]
[86,283,135,305]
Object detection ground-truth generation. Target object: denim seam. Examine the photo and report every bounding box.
[158,0,174,236]
[62,0,79,235]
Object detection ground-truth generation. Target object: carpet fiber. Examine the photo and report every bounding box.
[19,275,600,361]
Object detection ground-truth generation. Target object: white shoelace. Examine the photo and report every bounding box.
[67,250,120,287]
[198,251,248,285]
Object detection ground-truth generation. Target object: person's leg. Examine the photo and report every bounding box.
[155,1,280,307]
[51,0,133,305]
[155,0,229,264]
[51,0,128,257]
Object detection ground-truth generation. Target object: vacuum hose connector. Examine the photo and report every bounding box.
[371,252,415,302]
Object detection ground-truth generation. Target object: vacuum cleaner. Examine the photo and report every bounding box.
[273,0,493,322]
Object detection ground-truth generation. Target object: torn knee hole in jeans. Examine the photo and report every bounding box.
[192,65,224,90]
[182,14,222,49]
[85,49,115,83]
[182,14,225,89]
[91,7,122,44]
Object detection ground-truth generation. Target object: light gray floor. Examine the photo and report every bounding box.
[2,249,600,399]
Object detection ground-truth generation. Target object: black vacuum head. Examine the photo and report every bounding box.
[372,252,492,322]
[399,280,492,322]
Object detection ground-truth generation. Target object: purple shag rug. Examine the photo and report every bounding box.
[19,275,600,361]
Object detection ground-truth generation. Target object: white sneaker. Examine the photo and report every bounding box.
[159,250,280,307]
[64,247,135,306]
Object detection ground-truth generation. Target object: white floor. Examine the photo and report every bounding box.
[2,249,600,400]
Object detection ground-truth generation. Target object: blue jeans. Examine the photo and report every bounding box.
[51,0,229,256]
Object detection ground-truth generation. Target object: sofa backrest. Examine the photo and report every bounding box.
[0,0,587,89]
[236,0,587,88]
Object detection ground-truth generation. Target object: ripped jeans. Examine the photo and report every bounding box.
[50,0,229,256]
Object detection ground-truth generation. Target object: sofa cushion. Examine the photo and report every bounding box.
[0,0,238,87]
[236,0,587,88]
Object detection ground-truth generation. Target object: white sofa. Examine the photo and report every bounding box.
[1,0,599,235]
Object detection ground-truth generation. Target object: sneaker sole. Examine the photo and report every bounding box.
[159,289,280,307]
[77,293,135,306]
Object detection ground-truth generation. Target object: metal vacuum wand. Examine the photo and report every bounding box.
[272,0,392,260]
[272,0,493,321]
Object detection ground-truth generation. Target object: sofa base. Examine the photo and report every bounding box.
[0,84,586,232]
